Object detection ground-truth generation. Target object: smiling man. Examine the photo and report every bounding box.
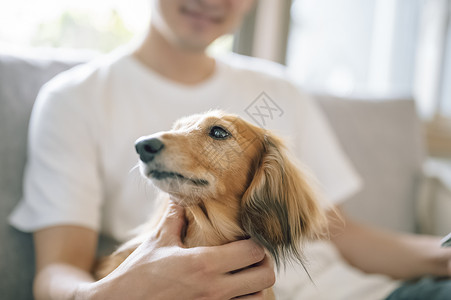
[9,0,451,300]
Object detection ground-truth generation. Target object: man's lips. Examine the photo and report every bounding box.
[147,169,209,186]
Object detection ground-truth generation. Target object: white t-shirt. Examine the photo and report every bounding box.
[9,49,398,299]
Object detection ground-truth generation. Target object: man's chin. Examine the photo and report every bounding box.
[176,39,210,52]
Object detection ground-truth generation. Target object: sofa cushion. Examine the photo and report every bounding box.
[316,95,426,233]
[0,53,97,299]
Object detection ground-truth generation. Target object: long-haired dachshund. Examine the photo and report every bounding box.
[95,110,327,298]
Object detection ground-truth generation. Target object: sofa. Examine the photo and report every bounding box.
[0,51,118,300]
[1,51,450,299]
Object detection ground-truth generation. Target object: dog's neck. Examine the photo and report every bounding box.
[183,196,245,247]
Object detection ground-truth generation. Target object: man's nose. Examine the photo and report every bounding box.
[135,137,165,163]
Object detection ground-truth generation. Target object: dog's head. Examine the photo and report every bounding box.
[136,110,326,266]
[136,110,261,205]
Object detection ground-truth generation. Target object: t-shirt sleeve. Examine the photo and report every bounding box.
[9,83,103,232]
[292,88,362,206]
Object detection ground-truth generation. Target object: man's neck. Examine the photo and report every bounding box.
[133,26,216,85]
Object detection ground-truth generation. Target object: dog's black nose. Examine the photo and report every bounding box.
[135,137,164,163]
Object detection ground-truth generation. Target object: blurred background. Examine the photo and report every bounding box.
[0,0,450,155]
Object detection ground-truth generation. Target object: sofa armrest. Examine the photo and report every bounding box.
[417,158,451,236]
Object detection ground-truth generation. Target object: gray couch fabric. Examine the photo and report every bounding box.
[0,54,117,300]
[317,95,426,233]
[0,54,80,300]
[0,53,425,299]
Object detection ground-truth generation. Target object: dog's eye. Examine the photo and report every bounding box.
[209,126,230,140]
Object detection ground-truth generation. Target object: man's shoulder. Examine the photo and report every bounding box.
[42,49,131,97]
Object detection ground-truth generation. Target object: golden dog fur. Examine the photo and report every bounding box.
[94,110,327,297]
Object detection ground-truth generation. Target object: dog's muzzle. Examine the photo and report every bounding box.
[135,137,164,163]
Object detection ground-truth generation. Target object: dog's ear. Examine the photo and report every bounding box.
[241,133,327,268]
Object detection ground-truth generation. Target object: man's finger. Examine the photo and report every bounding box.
[232,291,265,299]
[223,255,275,299]
[203,239,266,273]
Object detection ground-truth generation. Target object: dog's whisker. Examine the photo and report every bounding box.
[129,163,141,174]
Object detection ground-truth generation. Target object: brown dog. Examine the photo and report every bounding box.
[95,110,327,298]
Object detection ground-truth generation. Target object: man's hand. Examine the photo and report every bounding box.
[80,202,275,299]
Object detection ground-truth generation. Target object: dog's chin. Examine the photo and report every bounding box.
[165,193,200,207]
[152,179,205,207]
[140,165,209,206]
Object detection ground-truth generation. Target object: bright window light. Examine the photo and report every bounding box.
[0,1,234,55]
[0,0,150,52]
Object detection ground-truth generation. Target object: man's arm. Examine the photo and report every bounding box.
[329,207,451,279]
[33,226,98,300]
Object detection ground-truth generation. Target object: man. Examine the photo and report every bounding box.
[9,0,451,299]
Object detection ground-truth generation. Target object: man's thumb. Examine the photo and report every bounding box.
[156,200,186,246]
